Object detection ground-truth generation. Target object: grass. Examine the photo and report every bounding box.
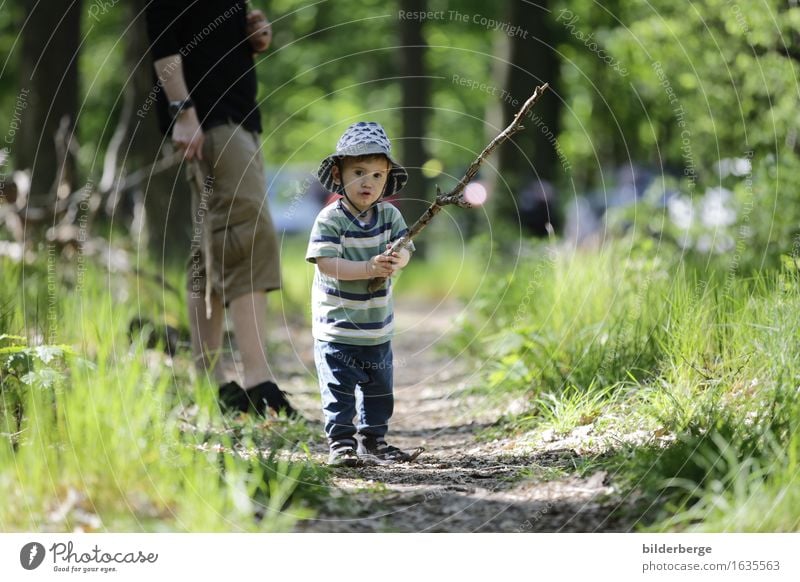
[0,249,327,532]
[0,228,486,532]
[7,225,798,532]
[460,236,800,531]
[535,382,619,436]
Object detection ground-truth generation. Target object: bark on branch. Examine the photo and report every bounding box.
[368,83,550,292]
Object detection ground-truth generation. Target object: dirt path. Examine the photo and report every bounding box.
[277,298,636,532]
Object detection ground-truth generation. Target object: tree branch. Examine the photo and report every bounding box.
[367,83,550,292]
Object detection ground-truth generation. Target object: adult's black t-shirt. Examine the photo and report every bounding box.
[145,0,261,135]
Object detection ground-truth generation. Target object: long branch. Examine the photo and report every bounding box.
[445,83,550,207]
[367,83,550,292]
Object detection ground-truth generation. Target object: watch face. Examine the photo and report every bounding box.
[169,100,192,117]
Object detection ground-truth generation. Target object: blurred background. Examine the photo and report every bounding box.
[1,0,797,272]
[3,0,800,534]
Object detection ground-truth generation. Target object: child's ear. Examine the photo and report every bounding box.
[331,164,341,185]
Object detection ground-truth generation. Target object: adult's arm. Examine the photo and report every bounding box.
[145,1,204,160]
[152,56,204,160]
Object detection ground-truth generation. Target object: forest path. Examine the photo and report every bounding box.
[275,298,634,532]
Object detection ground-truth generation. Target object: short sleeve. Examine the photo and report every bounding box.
[144,0,183,60]
[306,215,343,263]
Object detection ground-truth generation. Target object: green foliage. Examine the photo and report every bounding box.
[0,253,327,531]
[260,0,500,182]
[619,380,800,532]
[454,241,673,399]
[464,236,800,531]
[558,0,800,176]
[0,336,79,429]
[77,2,130,174]
[557,0,800,268]
[536,382,618,435]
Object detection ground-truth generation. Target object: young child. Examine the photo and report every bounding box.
[306,122,423,466]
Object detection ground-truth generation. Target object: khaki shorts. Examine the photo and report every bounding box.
[187,122,281,306]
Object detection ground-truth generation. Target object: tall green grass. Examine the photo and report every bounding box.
[461,238,800,531]
[0,252,324,532]
[453,241,672,401]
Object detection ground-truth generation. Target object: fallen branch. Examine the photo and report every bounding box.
[3,150,182,241]
[368,83,550,292]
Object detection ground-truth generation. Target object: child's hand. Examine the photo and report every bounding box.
[367,251,400,277]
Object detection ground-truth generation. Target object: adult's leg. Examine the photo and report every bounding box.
[200,124,284,413]
[188,290,225,383]
[228,290,271,388]
[185,142,226,384]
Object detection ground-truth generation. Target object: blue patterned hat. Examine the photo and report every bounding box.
[317,122,408,198]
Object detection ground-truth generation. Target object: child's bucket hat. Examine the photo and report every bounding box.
[317,122,408,198]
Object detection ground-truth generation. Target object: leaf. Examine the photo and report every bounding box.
[1,349,33,374]
[73,357,98,372]
[487,330,527,357]
[0,346,31,356]
[21,369,63,389]
[654,426,670,438]
[34,345,64,364]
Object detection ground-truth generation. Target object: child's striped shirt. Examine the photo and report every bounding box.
[306,199,414,346]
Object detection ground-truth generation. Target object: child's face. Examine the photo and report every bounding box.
[333,156,391,213]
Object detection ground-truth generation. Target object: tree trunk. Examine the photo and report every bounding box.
[122,0,192,261]
[496,0,563,236]
[17,0,82,200]
[398,0,431,235]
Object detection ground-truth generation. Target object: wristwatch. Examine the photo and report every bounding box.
[168,98,195,118]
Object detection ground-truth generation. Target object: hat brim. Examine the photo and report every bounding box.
[317,151,408,198]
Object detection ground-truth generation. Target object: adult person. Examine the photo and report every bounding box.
[145,1,296,417]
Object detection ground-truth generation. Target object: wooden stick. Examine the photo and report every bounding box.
[367,83,550,292]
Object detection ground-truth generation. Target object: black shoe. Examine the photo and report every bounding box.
[328,440,359,467]
[128,317,186,356]
[218,381,249,414]
[246,381,299,419]
[356,434,424,465]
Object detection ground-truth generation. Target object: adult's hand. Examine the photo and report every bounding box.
[247,9,272,53]
[172,109,204,160]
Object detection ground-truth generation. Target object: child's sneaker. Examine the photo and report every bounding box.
[328,440,359,467]
[356,434,424,465]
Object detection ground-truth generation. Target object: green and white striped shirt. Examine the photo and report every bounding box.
[306,200,414,346]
